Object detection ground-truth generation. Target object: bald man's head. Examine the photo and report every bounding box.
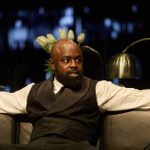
[49,39,84,89]
[50,39,81,59]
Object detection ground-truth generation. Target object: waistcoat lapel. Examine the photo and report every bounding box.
[46,76,90,114]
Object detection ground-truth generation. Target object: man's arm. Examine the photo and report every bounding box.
[96,80,150,111]
[0,83,34,114]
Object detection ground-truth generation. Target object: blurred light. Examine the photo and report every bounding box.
[112,21,121,33]
[111,31,118,39]
[104,18,112,28]
[15,20,23,28]
[112,78,120,84]
[127,22,134,34]
[4,85,11,92]
[18,10,29,17]
[75,17,82,35]
[25,78,32,85]
[131,4,138,13]
[83,6,90,14]
[8,25,28,50]
[45,72,53,80]
[39,7,45,15]
[59,7,74,26]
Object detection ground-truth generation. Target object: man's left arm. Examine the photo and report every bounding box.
[96,80,150,112]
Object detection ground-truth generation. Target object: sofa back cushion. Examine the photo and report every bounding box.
[101,110,150,150]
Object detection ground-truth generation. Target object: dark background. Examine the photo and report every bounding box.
[0,0,150,91]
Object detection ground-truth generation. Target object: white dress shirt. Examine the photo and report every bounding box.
[0,78,150,114]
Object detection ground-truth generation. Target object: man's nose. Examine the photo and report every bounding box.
[70,60,77,67]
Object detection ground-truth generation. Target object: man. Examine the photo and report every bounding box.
[0,39,150,150]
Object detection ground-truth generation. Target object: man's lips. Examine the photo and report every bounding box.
[68,71,79,77]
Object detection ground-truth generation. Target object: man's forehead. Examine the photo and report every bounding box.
[54,39,75,47]
[58,48,82,56]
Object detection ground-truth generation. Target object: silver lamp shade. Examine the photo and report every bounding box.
[106,53,142,79]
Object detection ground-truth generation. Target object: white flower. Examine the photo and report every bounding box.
[59,29,67,39]
[36,36,50,52]
[77,33,85,45]
[36,29,86,54]
[46,34,56,44]
[36,36,48,47]
[68,30,75,41]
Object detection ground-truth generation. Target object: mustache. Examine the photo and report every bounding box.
[67,68,79,73]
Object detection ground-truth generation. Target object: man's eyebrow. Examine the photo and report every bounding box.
[62,55,82,58]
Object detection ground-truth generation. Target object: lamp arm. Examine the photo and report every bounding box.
[122,37,150,53]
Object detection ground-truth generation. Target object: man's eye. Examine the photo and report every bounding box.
[63,59,69,63]
[75,58,82,63]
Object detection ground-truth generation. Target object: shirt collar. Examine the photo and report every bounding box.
[53,77,63,93]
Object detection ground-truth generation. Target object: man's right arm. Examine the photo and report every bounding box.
[0,83,34,114]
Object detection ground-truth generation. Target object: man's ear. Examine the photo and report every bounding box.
[48,58,55,71]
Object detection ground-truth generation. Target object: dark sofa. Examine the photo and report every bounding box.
[100,110,150,150]
[1,110,150,150]
[0,114,32,144]
[1,46,150,149]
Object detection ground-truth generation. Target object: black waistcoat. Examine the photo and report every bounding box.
[27,76,101,145]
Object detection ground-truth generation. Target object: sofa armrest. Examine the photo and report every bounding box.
[101,110,150,150]
[16,121,33,144]
[14,114,33,144]
[0,114,33,144]
[0,114,16,144]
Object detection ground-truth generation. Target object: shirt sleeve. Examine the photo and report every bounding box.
[96,80,150,112]
[0,83,34,114]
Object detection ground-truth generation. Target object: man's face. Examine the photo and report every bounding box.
[50,40,84,89]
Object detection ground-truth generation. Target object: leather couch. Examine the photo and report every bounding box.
[1,110,150,150]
